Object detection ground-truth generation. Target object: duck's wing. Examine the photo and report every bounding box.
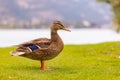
[10,38,51,56]
[17,38,51,48]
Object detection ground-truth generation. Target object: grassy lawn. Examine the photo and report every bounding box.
[0,42,120,80]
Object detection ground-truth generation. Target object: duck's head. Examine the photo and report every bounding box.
[51,21,71,32]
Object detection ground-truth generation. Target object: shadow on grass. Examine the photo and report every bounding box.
[52,67,78,74]
[9,64,78,74]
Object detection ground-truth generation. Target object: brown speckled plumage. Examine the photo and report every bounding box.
[11,21,70,70]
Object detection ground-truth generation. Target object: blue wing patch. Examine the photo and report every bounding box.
[27,45,40,52]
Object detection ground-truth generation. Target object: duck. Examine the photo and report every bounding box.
[10,21,71,70]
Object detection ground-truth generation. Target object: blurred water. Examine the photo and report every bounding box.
[0,29,120,47]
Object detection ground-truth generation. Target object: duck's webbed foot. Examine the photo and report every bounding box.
[40,61,51,70]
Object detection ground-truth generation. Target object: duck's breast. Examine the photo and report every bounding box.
[41,40,64,60]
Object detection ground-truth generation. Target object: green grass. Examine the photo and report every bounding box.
[0,42,120,80]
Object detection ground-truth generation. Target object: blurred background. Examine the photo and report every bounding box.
[0,0,120,47]
[0,0,113,29]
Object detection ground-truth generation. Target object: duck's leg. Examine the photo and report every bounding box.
[40,60,50,70]
[41,60,45,69]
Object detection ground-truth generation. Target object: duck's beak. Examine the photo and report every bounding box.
[63,27,71,32]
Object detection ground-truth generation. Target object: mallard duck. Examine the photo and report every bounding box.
[10,21,71,70]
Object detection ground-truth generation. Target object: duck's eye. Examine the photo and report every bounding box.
[57,23,63,26]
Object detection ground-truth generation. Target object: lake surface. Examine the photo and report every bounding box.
[0,29,120,47]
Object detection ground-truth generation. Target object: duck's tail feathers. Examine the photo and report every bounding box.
[10,51,25,56]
